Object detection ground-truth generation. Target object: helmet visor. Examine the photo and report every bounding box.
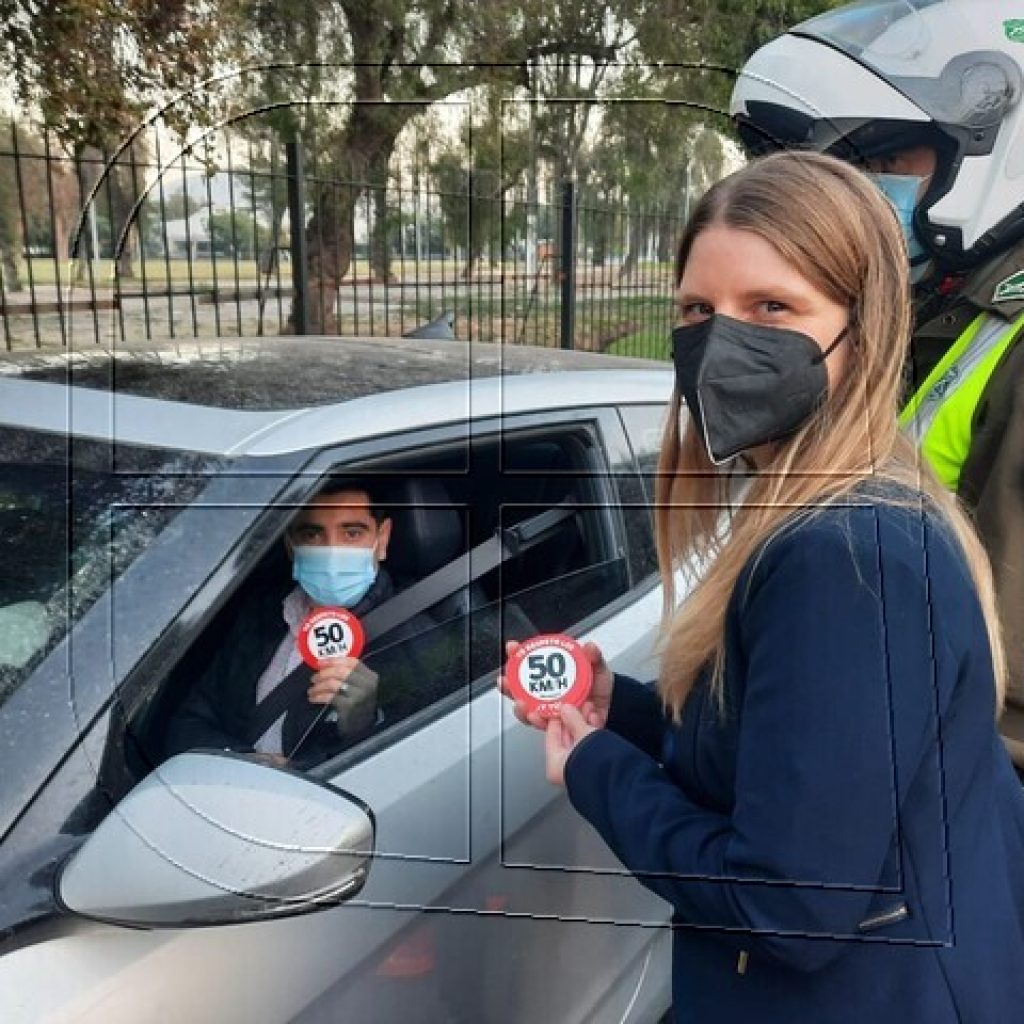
[794,0,1021,130]
[796,0,933,59]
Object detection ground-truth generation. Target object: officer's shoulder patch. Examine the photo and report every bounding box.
[993,270,1024,304]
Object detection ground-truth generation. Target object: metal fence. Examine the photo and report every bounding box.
[0,121,684,360]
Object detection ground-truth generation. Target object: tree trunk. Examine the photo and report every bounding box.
[287,179,362,335]
[288,107,408,334]
[0,196,22,291]
[53,214,69,263]
[657,219,674,264]
[617,215,644,282]
[109,165,136,279]
[592,217,608,268]
[0,241,22,292]
[73,145,102,285]
[368,149,397,284]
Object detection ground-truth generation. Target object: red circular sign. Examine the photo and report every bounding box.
[297,607,366,668]
[505,634,593,720]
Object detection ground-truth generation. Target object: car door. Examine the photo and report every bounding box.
[0,406,672,1024]
[290,406,673,1023]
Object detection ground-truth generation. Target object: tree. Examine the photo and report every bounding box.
[236,158,290,273]
[427,87,530,279]
[0,119,40,290]
[160,192,202,221]
[0,1,226,145]
[0,118,78,291]
[208,208,271,259]
[0,0,235,281]
[294,0,518,331]
[195,0,848,333]
[231,0,532,332]
[566,0,844,277]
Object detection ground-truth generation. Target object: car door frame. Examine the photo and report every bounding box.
[0,400,656,949]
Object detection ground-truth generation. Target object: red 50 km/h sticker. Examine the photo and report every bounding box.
[506,634,593,719]
[297,607,366,668]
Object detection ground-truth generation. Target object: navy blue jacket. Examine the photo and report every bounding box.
[566,496,1024,1022]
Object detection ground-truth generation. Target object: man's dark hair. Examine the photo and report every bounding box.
[315,475,389,523]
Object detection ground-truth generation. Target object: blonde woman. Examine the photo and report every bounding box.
[503,152,1024,1022]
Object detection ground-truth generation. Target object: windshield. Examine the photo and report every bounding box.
[0,427,223,706]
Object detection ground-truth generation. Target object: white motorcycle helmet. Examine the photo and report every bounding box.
[730,0,1024,270]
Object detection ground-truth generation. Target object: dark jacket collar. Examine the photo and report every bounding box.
[350,567,394,617]
[918,239,1024,329]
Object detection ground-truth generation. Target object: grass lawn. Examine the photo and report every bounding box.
[14,256,676,290]
[607,330,671,360]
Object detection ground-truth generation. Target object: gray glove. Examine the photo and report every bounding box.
[330,662,379,740]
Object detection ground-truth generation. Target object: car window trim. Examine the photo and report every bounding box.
[73,409,639,807]
[311,561,662,780]
[304,409,651,777]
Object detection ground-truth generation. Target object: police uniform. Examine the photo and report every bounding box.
[904,241,1024,766]
[730,0,1024,771]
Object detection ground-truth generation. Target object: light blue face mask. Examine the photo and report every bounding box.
[868,172,932,283]
[292,545,378,608]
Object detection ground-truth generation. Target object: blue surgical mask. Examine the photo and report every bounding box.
[292,545,378,608]
[868,172,932,281]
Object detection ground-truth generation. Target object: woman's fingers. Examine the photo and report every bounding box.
[579,699,603,728]
[525,708,548,731]
[582,641,607,674]
[497,644,523,697]
[560,703,596,743]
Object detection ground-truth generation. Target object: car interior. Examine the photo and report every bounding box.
[103,422,630,800]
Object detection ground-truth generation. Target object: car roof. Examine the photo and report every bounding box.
[0,336,674,457]
[0,336,661,407]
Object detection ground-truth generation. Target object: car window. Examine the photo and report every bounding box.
[327,424,632,755]
[0,427,223,708]
[117,413,638,782]
[619,403,669,490]
[133,420,634,774]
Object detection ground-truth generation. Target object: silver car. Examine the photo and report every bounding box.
[0,336,675,1023]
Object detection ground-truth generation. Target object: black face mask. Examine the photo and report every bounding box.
[672,314,848,465]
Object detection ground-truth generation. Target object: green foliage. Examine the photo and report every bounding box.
[0,0,234,150]
[208,209,271,258]
[160,192,201,220]
[0,118,59,287]
[0,0,849,322]
[426,86,531,273]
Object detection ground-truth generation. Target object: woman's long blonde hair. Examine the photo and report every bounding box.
[655,151,1006,718]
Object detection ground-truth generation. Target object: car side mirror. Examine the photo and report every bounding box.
[57,751,373,928]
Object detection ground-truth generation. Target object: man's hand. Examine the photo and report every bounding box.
[309,657,379,739]
[307,657,361,704]
[248,751,289,769]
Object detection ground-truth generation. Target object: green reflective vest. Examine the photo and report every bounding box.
[899,310,1024,491]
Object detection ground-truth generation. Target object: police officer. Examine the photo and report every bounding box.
[730,0,1024,768]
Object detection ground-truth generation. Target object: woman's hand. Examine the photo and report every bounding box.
[497,639,615,730]
[544,704,597,787]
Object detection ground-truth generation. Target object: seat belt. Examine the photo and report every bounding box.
[361,503,575,639]
[246,503,577,745]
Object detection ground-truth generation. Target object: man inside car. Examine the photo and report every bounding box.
[164,479,432,767]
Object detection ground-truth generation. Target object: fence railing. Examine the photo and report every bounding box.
[0,122,684,361]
